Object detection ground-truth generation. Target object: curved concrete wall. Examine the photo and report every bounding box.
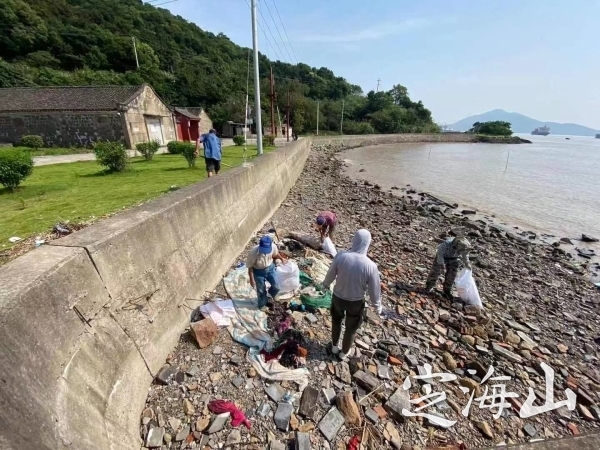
[0,139,310,450]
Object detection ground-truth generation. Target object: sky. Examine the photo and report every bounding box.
[153,0,600,128]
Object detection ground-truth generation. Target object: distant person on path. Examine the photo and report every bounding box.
[247,235,286,309]
[316,211,338,243]
[195,128,222,177]
[426,237,472,298]
[323,229,382,361]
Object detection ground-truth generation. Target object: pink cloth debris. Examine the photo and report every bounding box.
[208,400,251,429]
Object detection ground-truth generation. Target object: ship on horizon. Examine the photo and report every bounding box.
[531,125,550,136]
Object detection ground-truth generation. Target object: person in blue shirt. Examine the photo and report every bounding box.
[195,129,222,177]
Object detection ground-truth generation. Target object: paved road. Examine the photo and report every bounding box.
[33,137,297,166]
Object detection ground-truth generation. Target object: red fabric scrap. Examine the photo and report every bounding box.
[207,400,251,429]
[347,435,361,450]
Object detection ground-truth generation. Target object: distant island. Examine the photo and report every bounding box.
[450,109,598,137]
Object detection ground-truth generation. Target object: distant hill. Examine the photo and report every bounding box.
[450,109,598,136]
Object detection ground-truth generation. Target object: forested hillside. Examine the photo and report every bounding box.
[0,0,439,134]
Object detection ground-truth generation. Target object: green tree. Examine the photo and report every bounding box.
[469,121,513,136]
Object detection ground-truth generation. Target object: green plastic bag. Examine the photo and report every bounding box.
[300,289,332,308]
[299,271,313,288]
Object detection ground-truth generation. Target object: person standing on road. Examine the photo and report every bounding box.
[315,211,338,243]
[195,128,222,177]
[322,229,382,361]
[247,235,286,309]
[425,237,472,298]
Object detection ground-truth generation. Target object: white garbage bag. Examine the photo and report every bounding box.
[321,237,337,257]
[454,268,483,307]
[275,261,300,293]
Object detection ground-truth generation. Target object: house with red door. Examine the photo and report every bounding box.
[173,107,213,142]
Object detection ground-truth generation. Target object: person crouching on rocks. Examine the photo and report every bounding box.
[247,235,286,309]
[322,229,382,361]
[426,236,472,299]
[315,211,337,243]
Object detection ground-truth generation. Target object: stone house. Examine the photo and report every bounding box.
[0,84,176,148]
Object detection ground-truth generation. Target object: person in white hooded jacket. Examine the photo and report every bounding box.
[322,229,382,360]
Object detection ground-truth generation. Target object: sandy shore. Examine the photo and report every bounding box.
[139,143,600,450]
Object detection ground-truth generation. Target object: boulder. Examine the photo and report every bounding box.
[190,318,218,349]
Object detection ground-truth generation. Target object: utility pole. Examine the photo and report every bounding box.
[251,0,263,154]
[316,100,320,136]
[286,90,290,142]
[376,78,381,92]
[132,37,139,69]
[340,99,345,135]
[269,66,276,137]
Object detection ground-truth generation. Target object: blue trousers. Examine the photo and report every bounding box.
[252,264,280,308]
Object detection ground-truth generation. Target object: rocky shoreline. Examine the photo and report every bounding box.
[140,143,600,450]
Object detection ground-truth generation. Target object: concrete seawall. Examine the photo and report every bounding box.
[311,132,479,147]
[0,134,590,450]
[0,140,310,450]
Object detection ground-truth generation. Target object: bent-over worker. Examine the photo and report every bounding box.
[247,235,286,309]
[323,229,382,361]
[425,236,472,298]
[195,128,222,177]
[316,211,338,243]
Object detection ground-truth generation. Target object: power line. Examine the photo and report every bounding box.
[242,0,284,61]
[256,2,286,62]
[262,0,294,64]
[270,0,298,64]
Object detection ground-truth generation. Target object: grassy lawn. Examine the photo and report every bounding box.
[0,146,94,157]
[0,145,273,250]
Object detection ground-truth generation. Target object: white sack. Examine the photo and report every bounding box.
[275,261,300,293]
[321,237,337,257]
[454,268,483,308]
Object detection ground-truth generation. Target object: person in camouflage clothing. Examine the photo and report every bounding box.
[426,237,472,298]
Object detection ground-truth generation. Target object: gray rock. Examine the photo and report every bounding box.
[365,408,379,424]
[405,354,419,367]
[168,416,181,432]
[145,426,165,448]
[492,342,523,363]
[274,402,294,431]
[265,383,286,402]
[305,313,318,323]
[175,425,190,442]
[352,370,379,392]
[523,424,537,437]
[230,355,243,365]
[231,376,244,388]
[385,387,411,421]
[207,412,230,434]
[213,346,223,355]
[298,386,319,418]
[377,363,390,380]
[156,365,178,385]
[270,441,286,450]
[295,431,311,450]
[226,429,241,446]
[257,401,271,417]
[186,365,199,376]
[323,388,337,405]
[318,407,345,441]
[335,361,351,384]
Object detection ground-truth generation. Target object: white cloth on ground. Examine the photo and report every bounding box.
[227,300,272,351]
[200,299,237,326]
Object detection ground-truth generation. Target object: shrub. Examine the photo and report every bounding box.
[167,140,183,154]
[263,134,275,147]
[0,149,34,191]
[342,121,376,135]
[93,141,129,172]
[136,140,160,161]
[232,134,246,146]
[178,142,197,168]
[20,135,44,150]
